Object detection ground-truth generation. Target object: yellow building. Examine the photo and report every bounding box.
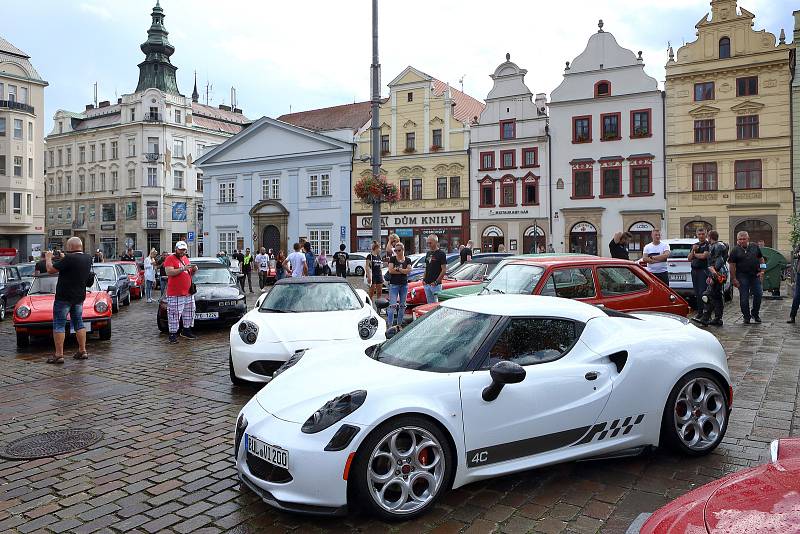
[351,66,484,253]
[665,0,793,253]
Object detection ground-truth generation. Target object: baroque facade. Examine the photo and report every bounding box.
[43,2,247,257]
[665,0,793,253]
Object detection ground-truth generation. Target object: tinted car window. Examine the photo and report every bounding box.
[668,244,693,259]
[483,318,581,368]
[6,267,20,281]
[597,267,647,296]
[485,264,545,294]
[17,264,35,277]
[539,268,596,299]
[193,267,234,285]
[93,266,117,281]
[260,283,361,312]
[118,264,138,276]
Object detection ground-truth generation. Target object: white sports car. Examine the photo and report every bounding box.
[229,276,385,385]
[234,295,732,519]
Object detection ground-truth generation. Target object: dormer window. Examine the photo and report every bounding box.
[719,37,731,59]
[594,81,611,98]
[407,92,413,102]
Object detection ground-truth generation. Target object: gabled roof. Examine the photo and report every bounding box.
[278,101,373,132]
[0,36,28,58]
[0,35,46,84]
[432,79,485,124]
[191,102,249,135]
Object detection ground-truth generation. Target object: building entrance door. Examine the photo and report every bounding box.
[262,225,280,253]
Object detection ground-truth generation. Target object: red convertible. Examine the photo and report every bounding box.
[114,261,144,299]
[413,256,690,319]
[13,274,113,347]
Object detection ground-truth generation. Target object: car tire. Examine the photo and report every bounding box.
[122,292,130,306]
[99,325,111,340]
[16,332,28,348]
[723,286,733,302]
[157,315,168,333]
[112,297,119,314]
[0,299,5,321]
[351,415,454,521]
[355,266,364,277]
[660,370,729,457]
[229,353,249,386]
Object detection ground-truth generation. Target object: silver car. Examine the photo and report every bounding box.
[663,238,732,308]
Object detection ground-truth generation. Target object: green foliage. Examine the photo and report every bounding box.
[789,214,800,249]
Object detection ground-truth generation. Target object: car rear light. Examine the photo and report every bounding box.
[16,306,30,319]
[669,294,677,303]
[95,300,108,313]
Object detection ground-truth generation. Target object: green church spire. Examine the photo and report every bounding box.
[135,1,180,95]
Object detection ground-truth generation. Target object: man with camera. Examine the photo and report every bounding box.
[693,230,728,327]
[687,227,710,319]
[163,241,198,344]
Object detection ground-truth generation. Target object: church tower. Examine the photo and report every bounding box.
[135,1,180,95]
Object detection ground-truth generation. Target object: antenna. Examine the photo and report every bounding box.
[458,75,465,94]
[93,82,98,107]
[230,87,237,109]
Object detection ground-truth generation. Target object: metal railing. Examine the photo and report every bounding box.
[143,112,162,122]
[144,152,161,162]
[0,100,34,114]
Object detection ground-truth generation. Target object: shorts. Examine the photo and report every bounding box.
[53,300,85,333]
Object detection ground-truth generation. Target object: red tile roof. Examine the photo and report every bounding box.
[191,102,249,135]
[432,80,485,124]
[277,101,373,132]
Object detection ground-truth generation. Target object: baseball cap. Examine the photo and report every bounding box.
[175,241,188,250]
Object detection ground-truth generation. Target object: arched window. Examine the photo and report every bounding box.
[734,219,773,248]
[481,226,505,252]
[719,37,731,59]
[594,80,611,98]
[683,220,712,238]
[569,222,598,255]
[523,226,546,254]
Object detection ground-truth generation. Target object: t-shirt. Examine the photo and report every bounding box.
[333,251,349,270]
[642,242,670,274]
[242,254,253,273]
[52,252,93,305]
[460,247,472,265]
[389,256,412,285]
[729,243,763,276]
[287,251,306,277]
[368,254,383,282]
[120,254,135,261]
[608,240,629,260]
[690,241,709,270]
[424,249,447,285]
[305,251,316,276]
[143,256,155,281]
[255,253,269,272]
[163,254,193,296]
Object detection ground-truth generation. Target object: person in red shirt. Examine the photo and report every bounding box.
[163,241,198,343]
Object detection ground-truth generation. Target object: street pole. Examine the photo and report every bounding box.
[370,0,382,246]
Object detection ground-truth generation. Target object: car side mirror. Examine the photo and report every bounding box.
[255,293,266,309]
[482,361,526,402]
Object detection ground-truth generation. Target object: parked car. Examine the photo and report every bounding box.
[347,253,369,277]
[114,261,144,300]
[405,253,512,307]
[0,265,30,321]
[662,238,732,308]
[92,263,132,313]
[629,437,800,533]
[157,262,246,333]
[16,262,36,286]
[235,294,731,520]
[229,276,385,385]
[13,273,112,347]
[413,256,690,319]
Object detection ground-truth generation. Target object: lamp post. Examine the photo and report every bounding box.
[369,0,382,245]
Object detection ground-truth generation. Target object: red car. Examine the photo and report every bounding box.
[413,256,690,319]
[405,254,512,307]
[630,438,800,533]
[114,261,144,299]
[13,274,113,347]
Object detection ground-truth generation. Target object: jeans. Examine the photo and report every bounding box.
[691,268,708,312]
[423,283,441,304]
[160,276,168,296]
[790,272,800,318]
[336,266,347,278]
[243,271,253,292]
[53,300,85,333]
[702,279,724,321]
[387,284,408,328]
[737,274,762,320]
[145,279,154,301]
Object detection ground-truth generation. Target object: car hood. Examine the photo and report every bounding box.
[439,283,486,300]
[21,293,98,314]
[194,284,242,300]
[97,281,117,291]
[244,307,374,344]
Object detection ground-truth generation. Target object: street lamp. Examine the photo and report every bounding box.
[369,0,382,245]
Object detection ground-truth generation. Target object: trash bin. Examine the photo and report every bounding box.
[761,247,788,298]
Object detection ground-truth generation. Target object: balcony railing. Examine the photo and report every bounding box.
[144,152,161,162]
[0,100,34,114]
[143,112,162,122]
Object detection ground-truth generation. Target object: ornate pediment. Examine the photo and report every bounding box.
[380,122,391,130]
[447,163,464,174]
[433,164,449,174]
[430,116,444,125]
[730,100,764,115]
[397,166,411,177]
[359,167,387,178]
[403,120,416,129]
[688,105,720,118]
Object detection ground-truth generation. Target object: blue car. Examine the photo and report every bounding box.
[406,252,462,283]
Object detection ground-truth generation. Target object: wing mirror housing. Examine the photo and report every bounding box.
[482,361,526,402]
[254,293,267,309]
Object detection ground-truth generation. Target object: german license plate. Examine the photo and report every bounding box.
[669,274,687,282]
[196,312,219,320]
[246,434,289,469]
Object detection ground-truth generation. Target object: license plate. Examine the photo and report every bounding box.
[246,434,289,469]
[669,274,687,281]
[196,312,219,320]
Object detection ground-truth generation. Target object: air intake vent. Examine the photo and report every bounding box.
[608,351,628,373]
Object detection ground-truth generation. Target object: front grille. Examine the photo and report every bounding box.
[195,300,209,313]
[246,453,292,483]
[248,360,284,377]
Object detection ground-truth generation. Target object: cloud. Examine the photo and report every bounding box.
[79,2,112,20]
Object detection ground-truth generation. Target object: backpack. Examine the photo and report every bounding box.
[337,253,347,267]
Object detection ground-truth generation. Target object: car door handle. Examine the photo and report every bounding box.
[585,371,599,381]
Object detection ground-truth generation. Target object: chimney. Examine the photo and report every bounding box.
[99,100,110,108]
[117,98,123,104]
[218,104,231,111]
[234,108,242,114]
[85,104,95,111]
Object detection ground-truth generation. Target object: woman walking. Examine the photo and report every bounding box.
[318,251,330,276]
[276,250,286,280]
[387,242,412,329]
[143,248,157,302]
[366,241,384,306]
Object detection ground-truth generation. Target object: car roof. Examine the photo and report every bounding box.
[190,257,223,263]
[502,255,633,267]
[113,260,138,264]
[274,276,349,285]
[92,263,118,268]
[443,294,606,322]
[661,238,697,245]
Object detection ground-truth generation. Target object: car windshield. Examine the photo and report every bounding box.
[484,264,545,294]
[668,244,693,259]
[93,266,117,281]
[375,306,498,372]
[17,264,35,277]
[118,264,138,276]
[260,283,362,313]
[193,267,234,285]
[29,276,98,294]
[448,263,484,281]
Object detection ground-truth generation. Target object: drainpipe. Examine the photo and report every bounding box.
[661,90,667,232]
[546,122,553,249]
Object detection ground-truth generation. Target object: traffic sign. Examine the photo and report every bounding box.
[187,231,195,242]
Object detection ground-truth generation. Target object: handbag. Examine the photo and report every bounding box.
[189,282,197,295]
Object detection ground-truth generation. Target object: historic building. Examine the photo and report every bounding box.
[550,22,665,257]
[351,66,484,253]
[665,0,793,252]
[469,54,550,253]
[793,10,800,214]
[0,36,47,261]
[43,2,247,257]
[196,102,370,256]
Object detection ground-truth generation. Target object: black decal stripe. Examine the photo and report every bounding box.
[622,416,632,427]
[576,422,607,445]
[467,426,590,468]
[635,414,644,424]
[610,428,621,438]
[623,425,633,435]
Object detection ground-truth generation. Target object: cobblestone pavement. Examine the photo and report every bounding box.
[0,284,798,534]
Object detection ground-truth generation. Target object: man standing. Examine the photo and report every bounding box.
[163,241,198,343]
[423,235,447,304]
[694,230,728,327]
[609,232,632,260]
[303,242,316,276]
[687,227,710,319]
[285,243,308,278]
[120,248,135,261]
[788,244,800,324]
[242,248,254,293]
[460,240,473,265]
[255,247,268,290]
[332,244,349,278]
[641,229,671,285]
[45,237,93,363]
[728,230,765,324]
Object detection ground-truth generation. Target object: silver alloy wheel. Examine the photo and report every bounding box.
[366,426,445,515]
[0,302,5,320]
[673,377,726,451]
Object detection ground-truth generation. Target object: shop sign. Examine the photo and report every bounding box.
[571,222,597,233]
[630,221,654,232]
[357,229,388,237]
[100,224,116,231]
[51,229,65,237]
[146,221,158,229]
[357,212,462,228]
[395,228,413,237]
[488,208,530,216]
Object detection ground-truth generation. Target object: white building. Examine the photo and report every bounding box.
[43,2,247,257]
[196,102,371,256]
[470,53,550,253]
[549,21,665,257]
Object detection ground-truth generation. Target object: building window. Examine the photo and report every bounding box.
[100,143,106,160]
[13,156,22,177]
[219,232,236,255]
[0,155,5,175]
[321,173,330,196]
[380,135,389,154]
[500,150,515,169]
[411,178,422,200]
[90,173,96,191]
[66,147,72,165]
[78,146,85,164]
[111,141,118,159]
[110,171,117,190]
[28,158,33,178]
[219,181,236,203]
[432,129,442,149]
[480,180,495,207]
[719,37,731,59]
[57,149,63,167]
[0,117,5,136]
[405,132,415,152]
[601,113,621,140]
[13,119,22,139]
[736,115,759,139]
[175,110,182,124]
[573,116,591,143]
[13,193,21,215]
[28,121,33,141]
[692,162,717,191]
[736,76,758,97]
[127,169,135,189]
[630,166,652,195]
[173,139,184,158]
[594,80,611,97]
[48,177,54,195]
[500,178,515,206]
[480,152,495,170]
[48,150,54,168]
[522,148,538,167]
[400,179,410,200]
[130,108,135,122]
[261,177,273,200]
[197,175,204,193]
[309,229,331,255]
[271,177,279,199]
[102,203,116,222]
[500,119,516,140]
[573,169,592,198]
[523,177,538,205]
[734,160,762,190]
[309,174,318,196]
[147,137,159,154]
[407,92,413,102]
[147,168,158,187]
[437,177,447,199]
[26,194,31,215]
[174,170,184,189]
[694,82,715,101]
[57,177,62,194]
[79,173,86,192]
[90,144,96,162]
[601,167,621,197]
[631,109,651,138]
[100,172,106,191]
[128,139,135,157]
[450,176,460,198]
[0,193,5,214]
[694,119,715,143]
[7,85,16,102]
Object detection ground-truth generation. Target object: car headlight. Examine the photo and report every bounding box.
[16,306,30,319]
[235,414,248,458]
[94,301,108,313]
[236,296,246,308]
[237,320,258,344]
[272,349,305,379]
[358,316,379,339]
[301,390,367,434]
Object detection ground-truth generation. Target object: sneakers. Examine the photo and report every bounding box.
[180,329,197,340]
[168,334,178,344]
[753,315,762,323]
[743,318,751,324]
[788,317,796,324]
[708,319,723,326]
[691,316,709,327]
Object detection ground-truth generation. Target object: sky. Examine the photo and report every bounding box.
[5,0,797,132]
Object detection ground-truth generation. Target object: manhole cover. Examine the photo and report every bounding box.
[1,429,104,460]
